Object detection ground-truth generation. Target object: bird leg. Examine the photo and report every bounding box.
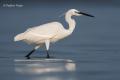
[46,50,50,58]
[45,40,50,58]
[25,49,36,59]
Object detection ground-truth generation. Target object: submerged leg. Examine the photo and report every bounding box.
[25,46,39,59]
[45,40,50,58]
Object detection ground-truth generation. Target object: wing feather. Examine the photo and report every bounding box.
[23,22,63,43]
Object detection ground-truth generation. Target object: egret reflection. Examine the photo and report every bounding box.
[14,59,76,74]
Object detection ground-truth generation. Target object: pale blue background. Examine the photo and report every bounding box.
[0,0,120,80]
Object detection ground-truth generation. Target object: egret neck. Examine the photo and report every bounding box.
[65,12,76,34]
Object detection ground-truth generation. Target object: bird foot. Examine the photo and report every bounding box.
[25,56,31,59]
[46,55,50,58]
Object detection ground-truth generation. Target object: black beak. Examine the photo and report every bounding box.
[77,12,95,17]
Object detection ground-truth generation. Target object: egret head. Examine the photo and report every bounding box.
[67,9,94,17]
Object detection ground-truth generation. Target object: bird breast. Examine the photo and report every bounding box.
[50,30,70,42]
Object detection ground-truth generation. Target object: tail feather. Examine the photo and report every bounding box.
[14,33,24,41]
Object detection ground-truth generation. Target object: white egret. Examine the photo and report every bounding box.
[14,9,94,59]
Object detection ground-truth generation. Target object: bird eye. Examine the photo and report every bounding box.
[75,11,80,14]
[75,11,78,13]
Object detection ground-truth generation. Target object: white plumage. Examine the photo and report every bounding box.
[15,22,69,44]
[14,9,94,59]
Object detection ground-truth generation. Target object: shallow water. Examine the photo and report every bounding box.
[0,1,120,80]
